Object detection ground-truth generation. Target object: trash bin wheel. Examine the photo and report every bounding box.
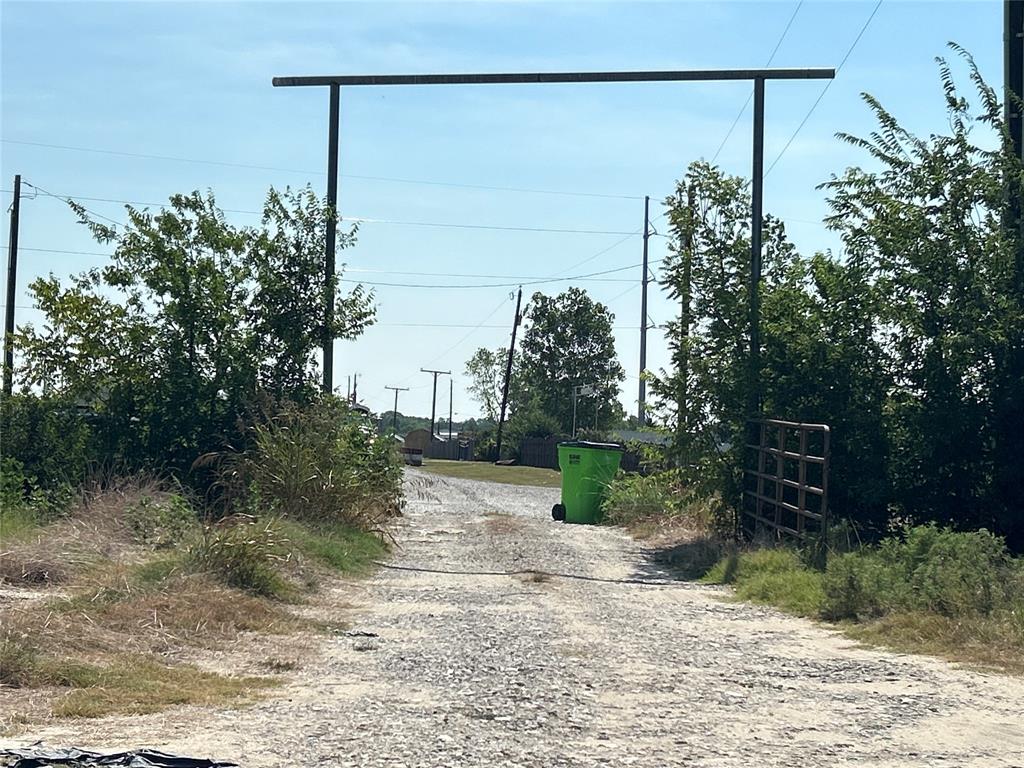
[551,503,566,521]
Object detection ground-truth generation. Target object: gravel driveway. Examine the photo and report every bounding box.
[8,470,1024,767]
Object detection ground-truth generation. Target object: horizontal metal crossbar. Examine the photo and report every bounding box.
[745,470,825,496]
[741,510,808,540]
[744,445,827,464]
[273,68,836,88]
[743,490,825,521]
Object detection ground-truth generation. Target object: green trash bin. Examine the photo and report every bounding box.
[551,441,625,524]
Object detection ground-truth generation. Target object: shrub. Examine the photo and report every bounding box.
[703,548,825,617]
[822,525,1020,620]
[188,515,289,598]
[226,400,402,531]
[123,492,198,548]
[601,471,682,526]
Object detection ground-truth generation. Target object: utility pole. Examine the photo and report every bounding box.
[494,288,522,461]
[385,386,409,433]
[322,84,341,395]
[1007,0,1024,285]
[346,375,351,402]
[638,195,650,427]
[748,76,766,422]
[351,372,358,403]
[4,175,21,402]
[421,368,450,441]
[448,379,454,440]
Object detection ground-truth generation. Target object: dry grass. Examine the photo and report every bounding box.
[419,460,562,488]
[847,611,1024,675]
[482,512,526,535]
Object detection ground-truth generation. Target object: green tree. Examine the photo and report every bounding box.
[513,288,624,435]
[463,346,506,422]
[16,186,374,471]
[821,48,1023,543]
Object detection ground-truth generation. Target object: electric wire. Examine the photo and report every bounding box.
[1,138,640,200]
[710,0,804,164]
[9,189,637,236]
[764,0,884,177]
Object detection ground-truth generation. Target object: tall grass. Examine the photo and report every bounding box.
[209,401,402,531]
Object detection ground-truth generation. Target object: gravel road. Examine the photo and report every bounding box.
[8,470,1024,767]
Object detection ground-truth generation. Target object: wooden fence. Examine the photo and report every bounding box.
[517,437,646,473]
[743,419,830,543]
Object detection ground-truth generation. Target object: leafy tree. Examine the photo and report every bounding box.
[463,346,506,422]
[16,186,374,471]
[821,48,1023,543]
[513,287,624,435]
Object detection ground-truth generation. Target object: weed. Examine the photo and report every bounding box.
[188,515,291,598]
[277,519,387,575]
[124,493,197,548]
[703,548,825,617]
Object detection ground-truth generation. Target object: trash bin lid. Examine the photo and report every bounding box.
[557,440,624,452]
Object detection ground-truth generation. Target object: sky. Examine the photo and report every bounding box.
[0,0,1007,422]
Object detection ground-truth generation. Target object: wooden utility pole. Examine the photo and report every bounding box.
[421,368,450,441]
[3,174,21,401]
[638,195,650,426]
[448,378,454,440]
[494,288,522,461]
[749,76,766,420]
[385,386,409,433]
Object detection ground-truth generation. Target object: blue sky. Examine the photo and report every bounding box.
[0,0,1006,421]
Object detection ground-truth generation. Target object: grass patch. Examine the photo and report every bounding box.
[703,548,825,617]
[50,657,272,718]
[418,459,562,488]
[277,518,388,575]
[0,505,41,541]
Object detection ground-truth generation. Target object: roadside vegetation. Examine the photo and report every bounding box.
[0,188,402,732]
[601,471,1024,674]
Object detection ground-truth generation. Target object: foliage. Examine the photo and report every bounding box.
[513,288,625,435]
[601,471,684,526]
[0,457,74,528]
[822,525,1022,620]
[2,395,95,495]
[14,186,374,473]
[209,399,402,531]
[123,492,198,548]
[187,514,290,598]
[653,51,1024,545]
[464,346,507,423]
[277,518,389,575]
[704,548,826,617]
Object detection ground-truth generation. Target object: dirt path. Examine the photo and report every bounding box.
[6,471,1024,767]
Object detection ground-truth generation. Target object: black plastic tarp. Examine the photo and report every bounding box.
[0,747,237,768]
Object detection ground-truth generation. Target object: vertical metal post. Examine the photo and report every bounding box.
[572,387,578,439]
[637,195,650,426]
[448,378,454,440]
[323,84,340,394]
[4,174,21,401]
[1008,0,1024,162]
[749,77,765,419]
[1007,0,1024,289]
[494,288,522,461]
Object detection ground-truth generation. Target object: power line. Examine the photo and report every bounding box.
[710,1,804,164]
[23,182,125,228]
[764,0,884,177]
[344,258,663,290]
[13,188,636,236]
[1,138,641,200]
